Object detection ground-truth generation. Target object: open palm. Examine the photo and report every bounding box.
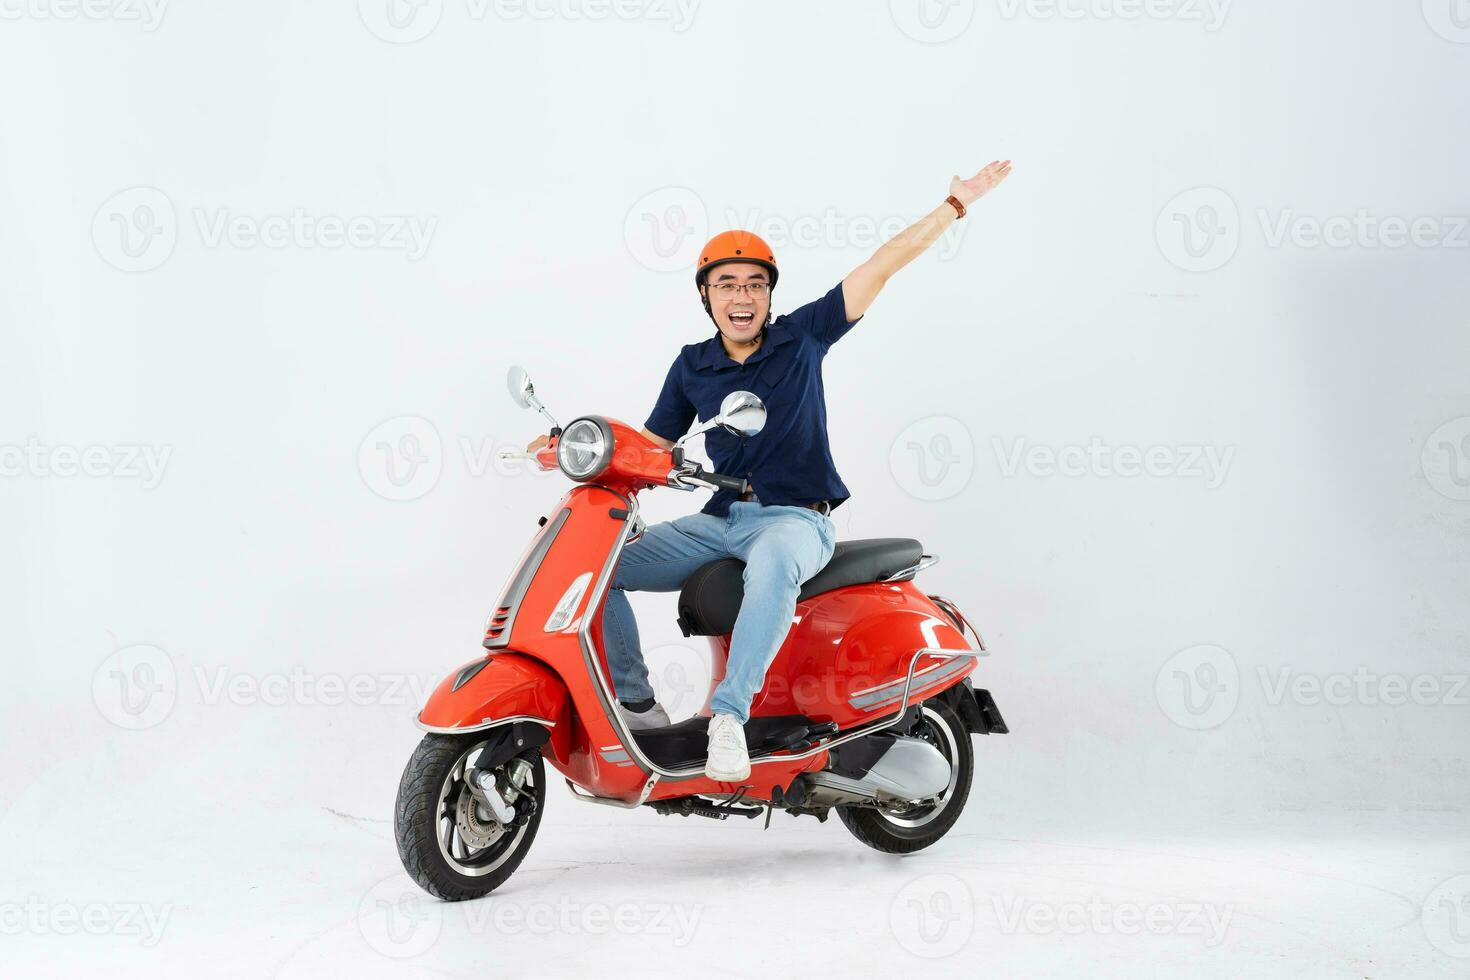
[950,160,1013,207]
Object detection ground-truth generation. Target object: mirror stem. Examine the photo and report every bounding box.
[528,396,560,431]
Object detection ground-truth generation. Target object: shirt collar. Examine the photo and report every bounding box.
[693,323,794,372]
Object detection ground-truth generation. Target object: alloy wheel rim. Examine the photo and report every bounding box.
[434,740,533,877]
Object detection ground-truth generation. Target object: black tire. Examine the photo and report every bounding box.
[837,699,974,854]
[394,733,547,901]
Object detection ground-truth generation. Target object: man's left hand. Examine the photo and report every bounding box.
[949,160,1013,207]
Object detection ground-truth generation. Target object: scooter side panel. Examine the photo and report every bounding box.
[747,582,977,728]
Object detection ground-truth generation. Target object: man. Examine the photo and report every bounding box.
[533,161,1012,780]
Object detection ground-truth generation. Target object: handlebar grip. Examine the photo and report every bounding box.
[702,470,749,494]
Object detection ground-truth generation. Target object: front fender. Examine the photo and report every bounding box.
[417,653,570,758]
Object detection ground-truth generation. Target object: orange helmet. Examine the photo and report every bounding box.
[694,230,778,289]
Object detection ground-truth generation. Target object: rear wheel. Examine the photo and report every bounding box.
[837,699,973,854]
[394,733,546,901]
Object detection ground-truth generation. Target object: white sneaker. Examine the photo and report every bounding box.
[618,701,671,731]
[705,713,750,782]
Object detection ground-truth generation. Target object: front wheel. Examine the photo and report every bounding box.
[837,698,974,854]
[394,733,546,901]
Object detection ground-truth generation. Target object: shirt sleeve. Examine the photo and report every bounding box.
[779,281,863,350]
[643,355,696,442]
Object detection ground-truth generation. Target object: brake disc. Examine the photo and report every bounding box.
[454,785,506,850]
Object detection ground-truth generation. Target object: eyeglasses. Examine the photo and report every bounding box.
[706,282,770,298]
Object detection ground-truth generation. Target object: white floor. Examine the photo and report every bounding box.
[4,744,1466,980]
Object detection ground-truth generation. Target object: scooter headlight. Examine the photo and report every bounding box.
[556,417,614,481]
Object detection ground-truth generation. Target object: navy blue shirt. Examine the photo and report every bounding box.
[645,282,862,518]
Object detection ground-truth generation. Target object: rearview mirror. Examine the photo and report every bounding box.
[506,366,535,409]
[505,365,559,429]
[716,390,766,437]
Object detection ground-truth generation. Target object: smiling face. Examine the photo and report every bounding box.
[700,261,771,343]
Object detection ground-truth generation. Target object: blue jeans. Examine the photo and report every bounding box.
[601,501,837,724]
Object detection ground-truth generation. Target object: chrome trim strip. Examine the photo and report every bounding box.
[839,646,983,727]
[850,656,974,711]
[575,487,679,777]
[929,594,987,652]
[565,775,659,808]
[414,714,557,735]
[882,554,939,582]
[849,658,952,697]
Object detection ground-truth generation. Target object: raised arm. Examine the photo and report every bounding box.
[841,160,1012,322]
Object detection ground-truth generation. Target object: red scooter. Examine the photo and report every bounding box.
[394,367,1008,900]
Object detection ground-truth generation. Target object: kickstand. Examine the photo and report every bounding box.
[763,806,773,831]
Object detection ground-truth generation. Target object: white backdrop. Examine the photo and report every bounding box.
[2,1,1468,976]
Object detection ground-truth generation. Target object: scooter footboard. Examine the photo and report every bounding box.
[417,653,570,754]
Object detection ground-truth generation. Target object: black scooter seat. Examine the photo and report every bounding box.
[677,538,924,637]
